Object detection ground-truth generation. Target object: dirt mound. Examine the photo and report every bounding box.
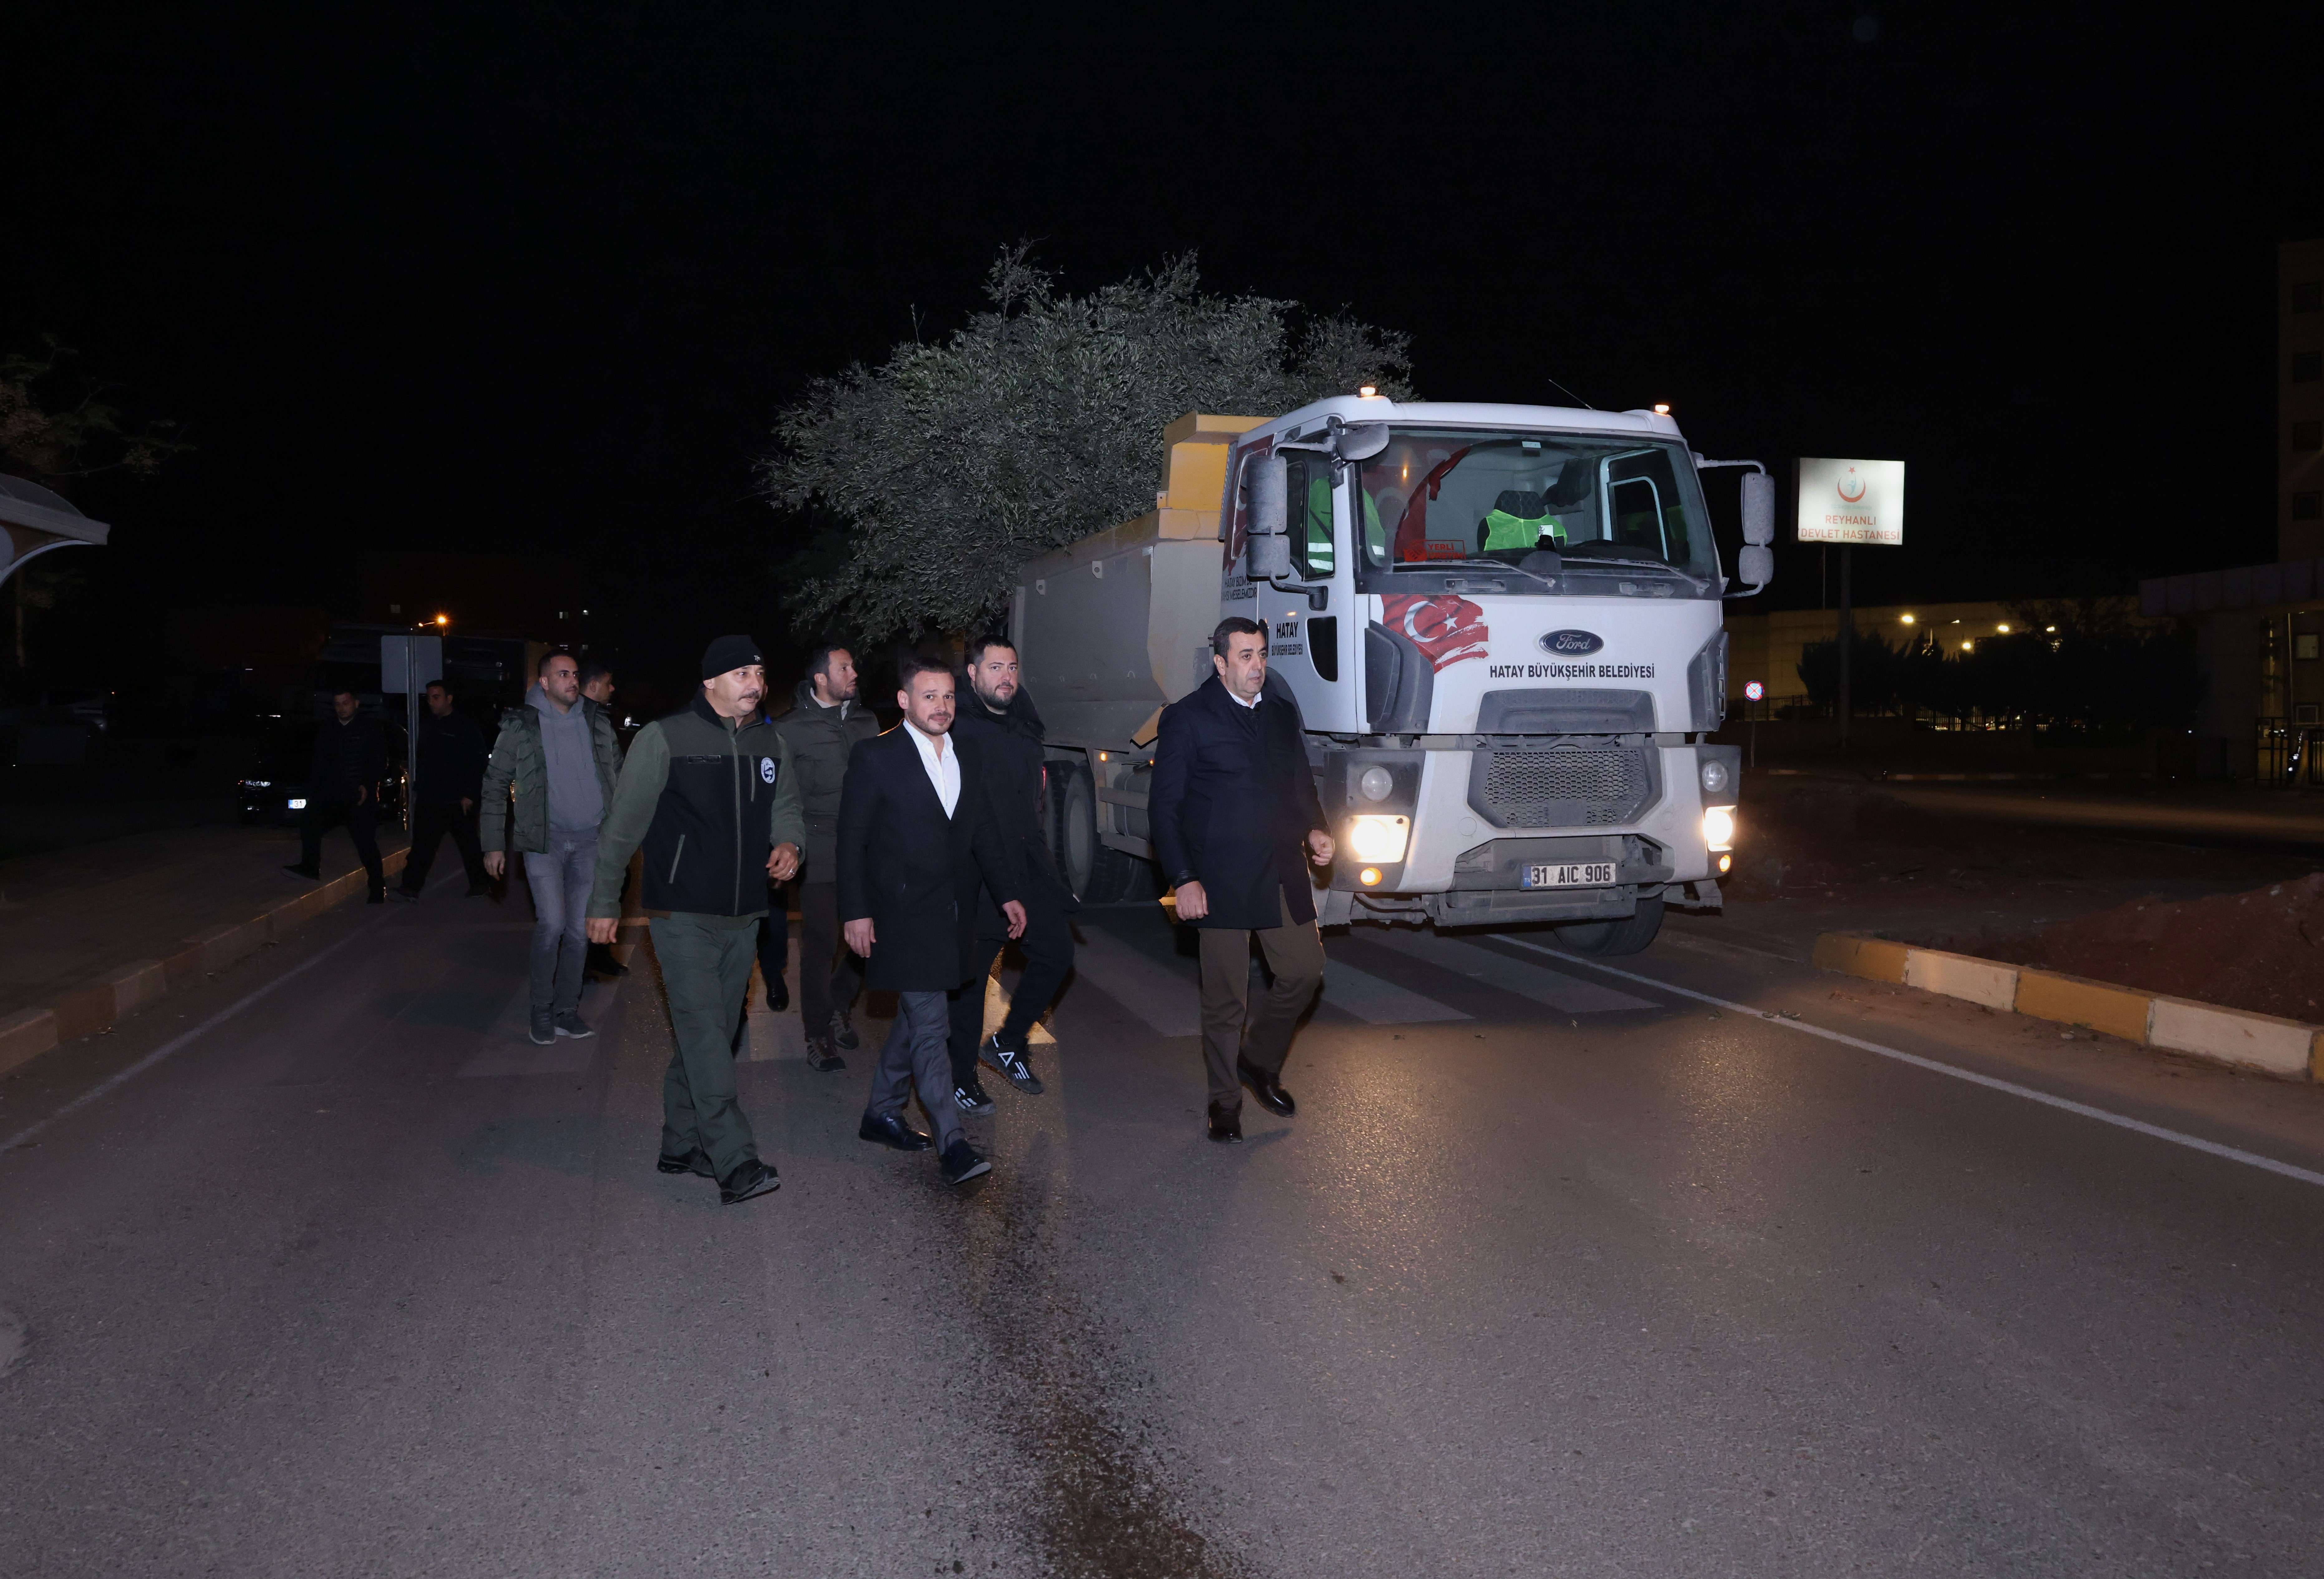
[2005,873,2324,1023]
[1729,778,2009,898]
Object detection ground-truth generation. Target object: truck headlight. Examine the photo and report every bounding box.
[1699,759,1730,795]
[1358,765,1395,802]
[1345,814,1410,863]
[1702,806,1736,852]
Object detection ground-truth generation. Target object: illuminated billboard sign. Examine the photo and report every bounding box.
[1797,458,1905,546]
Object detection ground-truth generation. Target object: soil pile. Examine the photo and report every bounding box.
[1727,778,2016,899]
[2003,873,2324,1023]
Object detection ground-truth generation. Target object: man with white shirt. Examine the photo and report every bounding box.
[836,653,1026,1186]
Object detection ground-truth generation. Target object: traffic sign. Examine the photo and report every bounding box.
[1744,681,1765,701]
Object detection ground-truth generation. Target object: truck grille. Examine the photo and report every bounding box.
[1472,746,1655,829]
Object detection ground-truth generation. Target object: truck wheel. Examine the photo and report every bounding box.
[1553,894,1664,957]
[1055,761,1144,905]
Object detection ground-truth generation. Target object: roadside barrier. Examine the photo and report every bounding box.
[1813,932,2323,1081]
[0,851,409,1078]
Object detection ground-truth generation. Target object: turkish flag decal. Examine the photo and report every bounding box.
[1381,593,1490,671]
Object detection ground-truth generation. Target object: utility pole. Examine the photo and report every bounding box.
[1836,545,1854,749]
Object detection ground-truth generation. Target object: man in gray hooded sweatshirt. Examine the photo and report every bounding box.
[482,650,623,1044]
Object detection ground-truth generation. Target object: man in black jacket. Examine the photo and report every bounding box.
[944,635,1074,1112]
[283,686,388,902]
[1148,617,1334,1142]
[838,653,1024,1186]
[395,679,489,900]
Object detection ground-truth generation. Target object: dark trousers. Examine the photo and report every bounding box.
[946,881,1074,1086]
[400,800,485,893]
[650,914,761,1178]
[795,881,864,1037]
[1195,886,1324,1112]
[755,883,789,987]
[299,794,384,893]
[870,990,960,1152]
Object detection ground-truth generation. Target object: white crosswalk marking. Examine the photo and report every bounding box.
[1316,958,1470,1023]
[1067,928,1204,1038]
[1368,929,1656,1013]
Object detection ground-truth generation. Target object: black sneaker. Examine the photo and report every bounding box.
[366,888,386,904]
[978,1034,1043,1095]
[830,1010,859,1051]
[803,1036,846,1074]
[554,1012,593,1039]
[656,1147,714,1178]
[528,1015,555,1046]
[940,1139,992,1185]
[719,1158,781,1205]
[954,1076,995,1115]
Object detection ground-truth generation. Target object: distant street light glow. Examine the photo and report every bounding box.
[1900,613,1915,624]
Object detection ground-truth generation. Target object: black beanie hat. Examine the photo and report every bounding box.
[701,634,763,680]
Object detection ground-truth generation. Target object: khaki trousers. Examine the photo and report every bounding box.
[1195,887,1324,1111]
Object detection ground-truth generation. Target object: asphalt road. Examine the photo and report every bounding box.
[5,881,2324,1577]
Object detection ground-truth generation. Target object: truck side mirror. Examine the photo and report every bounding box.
[1740,471,1774,545]
[1736,544,1774,587]
[1247,454,1287,538]
[1248,533,1291,579]
[1332,422,1389,461]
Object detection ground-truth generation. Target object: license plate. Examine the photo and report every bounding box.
[1522,861,1615,889]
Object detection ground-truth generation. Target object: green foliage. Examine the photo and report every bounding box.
[758,247,1416,642]
[0,337,190,482]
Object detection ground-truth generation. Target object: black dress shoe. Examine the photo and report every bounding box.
[1208,1101,1243,1143]
[1236,1056,1295,1116]
[719,1158,781,1205]
[858,1111,932,1152]
[657,1147,715,1178]
[766,975,789,1012]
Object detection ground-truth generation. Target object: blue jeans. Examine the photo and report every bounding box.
[523,833,597,1019]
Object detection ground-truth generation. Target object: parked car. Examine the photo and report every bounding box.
[237,718,406,825]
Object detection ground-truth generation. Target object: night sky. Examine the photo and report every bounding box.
[9,4,2321,697]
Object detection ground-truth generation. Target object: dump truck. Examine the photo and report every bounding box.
[1014,397,1774,954]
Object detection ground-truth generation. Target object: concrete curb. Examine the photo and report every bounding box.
[1814,932,2324,1081]
[0,848,408,1080]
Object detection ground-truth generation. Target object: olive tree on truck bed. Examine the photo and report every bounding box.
[758,245,1414,642]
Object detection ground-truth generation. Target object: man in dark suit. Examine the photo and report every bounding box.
[282,686,388,902]
[838,652,1026,1186]
[1149,617,1335,1142]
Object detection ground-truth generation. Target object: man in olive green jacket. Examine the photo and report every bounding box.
[586,635,803,1206]
[481,651,624,1044]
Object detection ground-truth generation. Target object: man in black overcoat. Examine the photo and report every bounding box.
[1148,617,1335,1142]
[838,653,1025,1186]
[944,633,1076,1112]
[283,686,388,902]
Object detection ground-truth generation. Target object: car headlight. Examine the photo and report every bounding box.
[287,798,308,810]
[1702,806,1736,851]
[1346,814,1410,863]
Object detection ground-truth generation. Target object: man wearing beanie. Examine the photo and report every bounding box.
[585,636,803,1206]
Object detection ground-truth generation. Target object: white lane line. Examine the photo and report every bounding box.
[0,868,458,1156]
[1068,928,1203,1038]
[1317,959,1470,1024]
[1491,933,2324,1191]
[1369,929,1653,1013]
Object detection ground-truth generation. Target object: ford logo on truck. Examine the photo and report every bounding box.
[1538,629,1605,656]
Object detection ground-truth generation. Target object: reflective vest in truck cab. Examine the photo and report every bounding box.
[1479,488,1567,554]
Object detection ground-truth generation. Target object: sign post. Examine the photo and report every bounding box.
[1744,680,1765,767]
[1796,459,1905,748]
[380,634,443,834]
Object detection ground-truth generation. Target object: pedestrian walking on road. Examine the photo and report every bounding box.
[282,686,388,902]
[576,660,631,981]
[770,643,878,1072]
[1148,618,1334,1143]
[838,653,1024,1186]
[585,636,802,1207]
[480,651,623,1047]
[944,635,1075,1114]
[395,679,490,900]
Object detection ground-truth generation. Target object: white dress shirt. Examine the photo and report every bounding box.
[907,723,961,818]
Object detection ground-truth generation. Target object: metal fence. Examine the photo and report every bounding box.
[2254,719,2324,787]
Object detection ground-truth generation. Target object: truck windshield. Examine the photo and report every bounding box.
[1355,430,1715,581]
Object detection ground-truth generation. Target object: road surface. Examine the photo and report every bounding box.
[4,880,2322,1577]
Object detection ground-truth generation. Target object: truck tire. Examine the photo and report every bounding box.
[1552,893,1664,957]
[1054,760,1146,906]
